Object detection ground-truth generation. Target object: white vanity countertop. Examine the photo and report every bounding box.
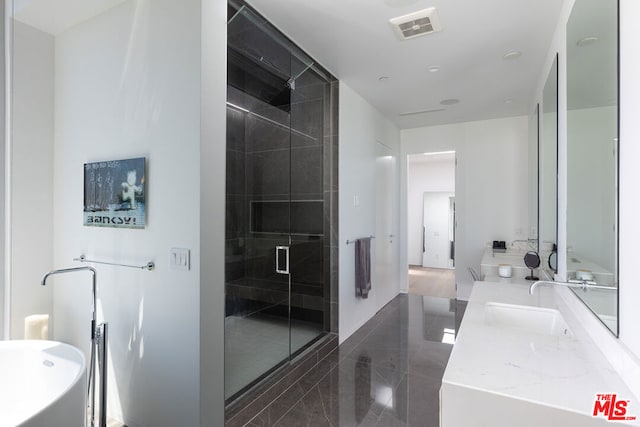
[443,281,639,423]
[481,275,532,285]
[567,253,614,283]
[480,248,528,268]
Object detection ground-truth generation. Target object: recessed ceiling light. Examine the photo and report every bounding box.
[427,65,440,73]
[423,150,455,156]
[440,98,460,106]
[576,36,598,47]
[379,76,390,81]
[502,50,522,60]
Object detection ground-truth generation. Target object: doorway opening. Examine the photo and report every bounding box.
[407,151,456,299]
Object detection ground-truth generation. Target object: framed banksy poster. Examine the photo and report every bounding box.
[84,157,146,228]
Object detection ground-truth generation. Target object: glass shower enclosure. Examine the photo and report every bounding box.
[224,2,337,401]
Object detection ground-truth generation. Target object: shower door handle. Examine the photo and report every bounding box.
[275,246,290,275]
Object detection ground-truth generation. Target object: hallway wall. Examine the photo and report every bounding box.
[0,3,5,339]
[338,82,401,343]
[51,1,205,425]
[619,0,640,364]
[200,0,227,424]
[8,21,54,340]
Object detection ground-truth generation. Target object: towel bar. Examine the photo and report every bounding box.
[74,254,155,271]
[346,236,375,245]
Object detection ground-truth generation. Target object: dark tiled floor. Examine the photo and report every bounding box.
[241,294,467,426]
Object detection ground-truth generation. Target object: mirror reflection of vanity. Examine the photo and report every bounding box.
[565,0,618,334]
[540,55,558,278]
[527,104,539,252]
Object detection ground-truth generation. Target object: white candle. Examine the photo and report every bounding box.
[24,314,50,340]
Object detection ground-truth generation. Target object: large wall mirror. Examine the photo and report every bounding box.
[541,56,558,276]
[528,104,539,251]
[566,0,618,335]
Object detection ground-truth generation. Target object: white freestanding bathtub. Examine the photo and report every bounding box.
[0,340,86,427]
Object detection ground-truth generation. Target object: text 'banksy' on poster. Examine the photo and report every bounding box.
[83,157,146,229]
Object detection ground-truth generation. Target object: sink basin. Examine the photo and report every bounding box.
[485,302,574,338]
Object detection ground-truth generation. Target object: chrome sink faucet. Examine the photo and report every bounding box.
[529,279,616,295]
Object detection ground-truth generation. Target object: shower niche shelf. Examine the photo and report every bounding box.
[250,200,324,236]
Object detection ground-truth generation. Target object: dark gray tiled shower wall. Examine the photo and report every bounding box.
[225,2,339,412]
[324,80,339,334]
[224,77,339,425]
[225,75,338,323]
[226,106,248,286]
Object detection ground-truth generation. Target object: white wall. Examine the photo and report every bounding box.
[400,116,529,300]
[619,0,640,362]
[421,191,454,269]
[407,157,455,266]
[532,0,572,282]
[10,21,54,339]
[51,1,204,425]
[375,142,400,317]
[200,0,227,424]
[339,82,400,344]
[567,106,616,275]
[527,107,539,240]
[0,2,5,339]
[540,98,558,252]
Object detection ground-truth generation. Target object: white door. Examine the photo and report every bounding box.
[422,191,455,269]
[375,142,398,307]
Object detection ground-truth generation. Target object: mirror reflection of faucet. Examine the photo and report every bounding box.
[529,279,616,295]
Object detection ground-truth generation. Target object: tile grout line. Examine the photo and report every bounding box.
[375,371,409,427]
[225,337,337,425]
[227,342,324,425]
[268,364,337,427]
[338,300,403,361]
[267,301,405,426]
[240,341,339,426]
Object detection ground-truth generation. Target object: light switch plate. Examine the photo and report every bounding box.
[170,248,190,271]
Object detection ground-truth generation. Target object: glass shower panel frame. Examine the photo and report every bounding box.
[288,53,327,356]
[225,2,333,403]
[224,98,293,401]
[225,4,294,401]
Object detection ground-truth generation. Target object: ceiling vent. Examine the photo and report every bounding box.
[389,7,442,40]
